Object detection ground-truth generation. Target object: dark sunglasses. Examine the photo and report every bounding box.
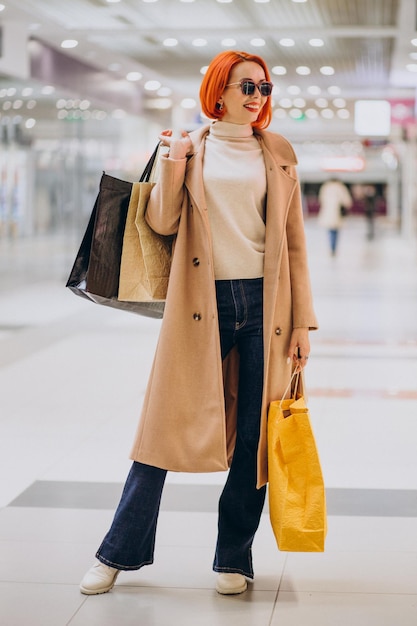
[225,79,274,97]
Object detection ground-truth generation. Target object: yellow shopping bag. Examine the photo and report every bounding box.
[267,371,327,552]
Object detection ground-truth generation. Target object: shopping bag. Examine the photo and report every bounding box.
[118,152,173,303]
[66,144,170,318]
[267,370,327,552]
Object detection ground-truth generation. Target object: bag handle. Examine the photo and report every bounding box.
[279,367,308,407]
[139,142,162,184]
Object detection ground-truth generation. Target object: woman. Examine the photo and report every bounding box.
[80,50,318,596]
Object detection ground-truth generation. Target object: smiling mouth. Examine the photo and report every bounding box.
[244,103,260,111]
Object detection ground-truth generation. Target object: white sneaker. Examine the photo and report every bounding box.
[80,560,120,595]
[216,573,247,595]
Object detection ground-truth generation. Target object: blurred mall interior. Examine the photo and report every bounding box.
[1,0,417,624]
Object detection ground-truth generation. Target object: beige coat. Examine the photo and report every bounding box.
[130,124,318,488]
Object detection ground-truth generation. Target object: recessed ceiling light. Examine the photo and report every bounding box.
[222,38,237,47]
[126,71,143,81]
[296,66,311,75]
[250,38,266,47]
[0,4,5,11]
[320,66,335,75]
[163,38,178,47]
[41,85,55,95]
[327,85,341,95]
[315,98,328,108]
[406,63,417,72]
[305,108,319,119]
[333,98,346,108]
[144,80,161,91]
[321,109,334,119]
[411,38,417,46]
[217,0,233,3]
[307,85,321,95]
[200,66,209,75]
[192,38,207,47]
[279,38,295,47]
[61,39,78,49]
[25,118,36,129]
[272,66,287,75]
[337,109,350,119]
[309,38,324,47]
[254,0,270,3]
[106,0,121,3]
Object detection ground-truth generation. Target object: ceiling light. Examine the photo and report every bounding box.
[106,0,121,3]
[25,118,36,129]
[292,0,307,3]
[250,38,266,47]
[305,108,319,119]
[307,85,321,95]
[333,98,346,108]
[200,66,209,75]
[411,38,417,46]
[217,0,233,3]
[337,109,350,119]
[315,98,328,108]
[26,100,37,109]
[144,80,161,91]
[163,38,178,47]
[409,52,417,60]
[321,109,334,119]
[192,38,207,47]
[42,85,55,95]
[272,66,287,75]
[142,0,158,3]
[279,38,295,47]
[0,4,5,11]
[327,85,341,95]
[254,0,270,3]
[406,63,417,72]
[289,109,304,119]
[7,88,16,96]
[222,38,237,47]
[320,66,335,75]
[293,97,306,108]
[309,38,324,47]
[181,98,197,109]
[61,39,79,49]
[180,0,195,2]
[296,66,311,75]
[22,87,33,97]
[279,98,292,108]
[126,71,142,81]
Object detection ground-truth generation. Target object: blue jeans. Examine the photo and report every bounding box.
[96,278,266,578]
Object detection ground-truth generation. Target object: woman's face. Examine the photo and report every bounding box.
[219,61,269,125]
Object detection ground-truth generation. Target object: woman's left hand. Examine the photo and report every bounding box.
[287,328,310,370]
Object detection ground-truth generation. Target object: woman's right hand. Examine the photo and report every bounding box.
[159,129,192,159]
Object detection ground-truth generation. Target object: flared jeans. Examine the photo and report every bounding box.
[96,278,266,578]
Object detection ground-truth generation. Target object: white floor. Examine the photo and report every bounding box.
[1,215,417,625]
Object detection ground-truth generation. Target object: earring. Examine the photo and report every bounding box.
[216,102,223,111]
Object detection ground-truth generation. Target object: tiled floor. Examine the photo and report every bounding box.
[1,215,416,625]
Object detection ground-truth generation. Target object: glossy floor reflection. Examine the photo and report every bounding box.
[0,216,416,625]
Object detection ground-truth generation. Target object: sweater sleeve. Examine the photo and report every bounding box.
[145,154,187,236]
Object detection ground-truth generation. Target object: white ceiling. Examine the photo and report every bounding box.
[1,0,417,138]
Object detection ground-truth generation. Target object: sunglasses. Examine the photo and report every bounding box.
[225,79,274,97]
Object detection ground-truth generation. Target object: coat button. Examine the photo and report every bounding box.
[192,257,200,266]
[193,312,202,321]
[275,327,282,335]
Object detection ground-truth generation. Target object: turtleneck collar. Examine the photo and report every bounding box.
[209,120,254,139]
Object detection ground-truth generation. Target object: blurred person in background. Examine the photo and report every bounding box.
[318,177,353,256]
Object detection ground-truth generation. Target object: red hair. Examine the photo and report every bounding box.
[199,50,273,129]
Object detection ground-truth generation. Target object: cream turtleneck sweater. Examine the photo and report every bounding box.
[203,120,267,280]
